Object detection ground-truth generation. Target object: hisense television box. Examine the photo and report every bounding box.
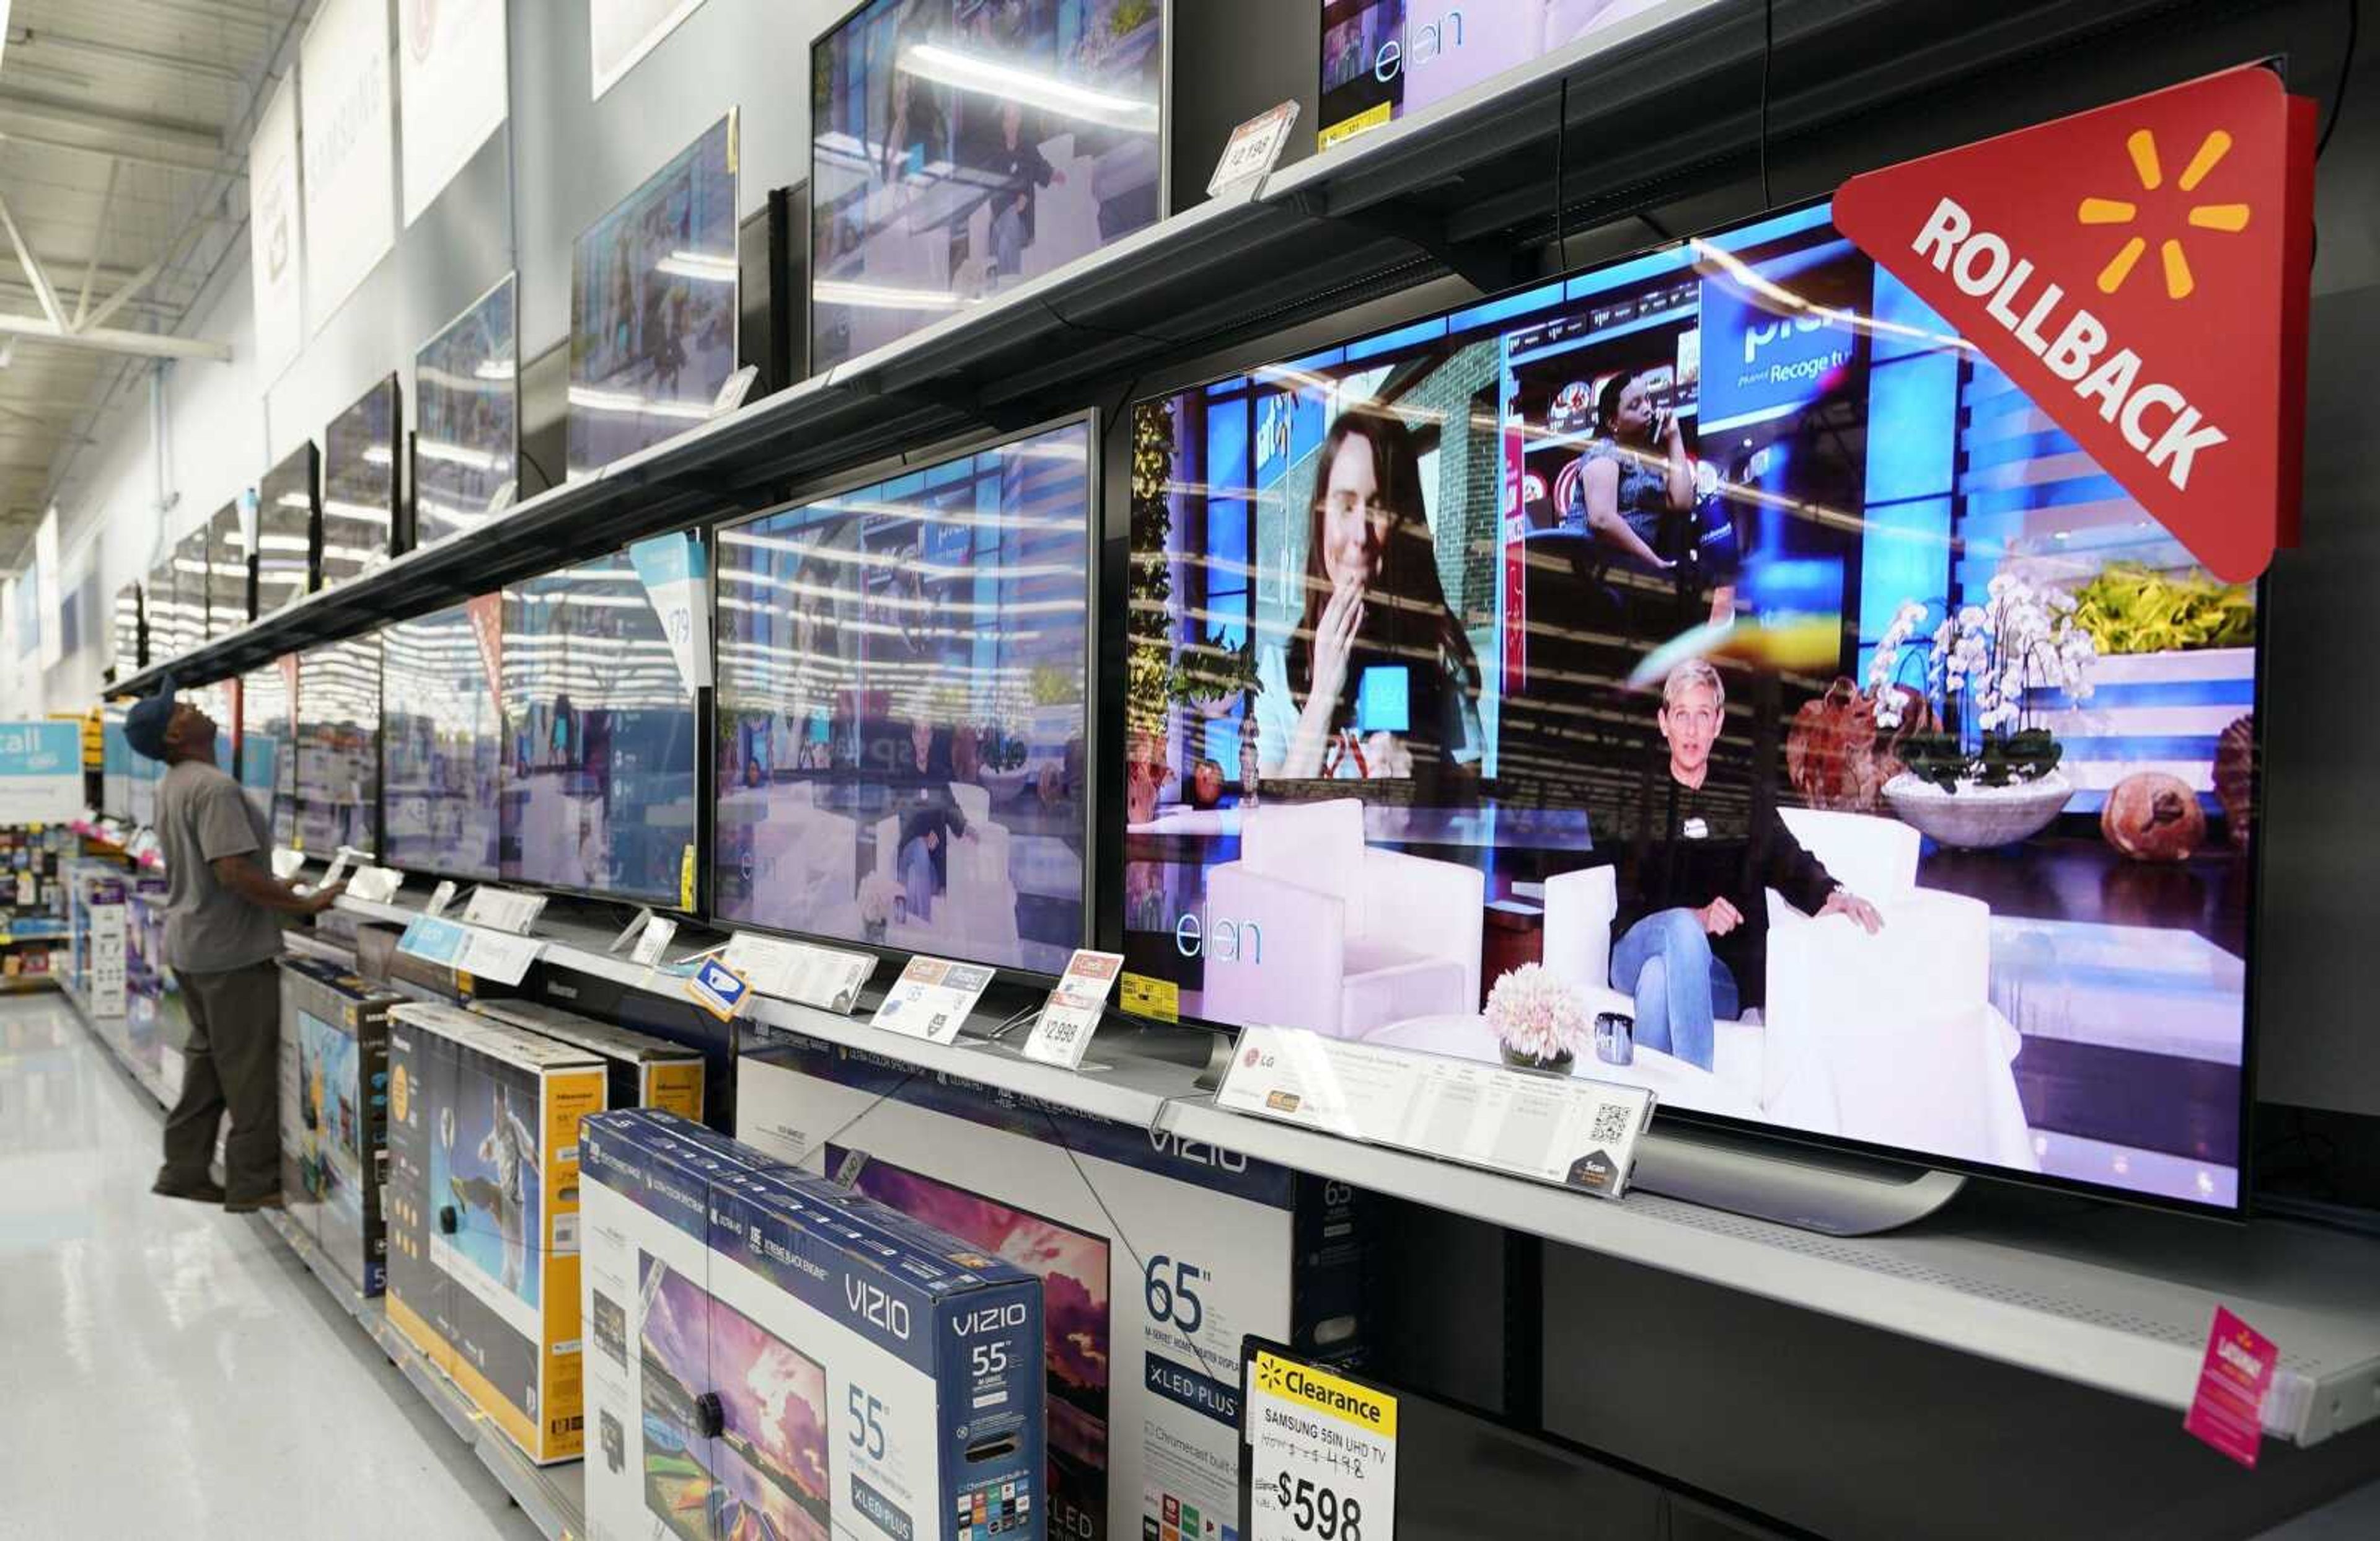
[278,956,400,1296]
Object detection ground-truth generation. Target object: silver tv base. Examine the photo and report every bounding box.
[1631,1121,1967,1236]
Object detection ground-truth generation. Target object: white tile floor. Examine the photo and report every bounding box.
[0,994,543,1540]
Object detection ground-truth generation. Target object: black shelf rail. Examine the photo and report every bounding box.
[116,0,2193,695]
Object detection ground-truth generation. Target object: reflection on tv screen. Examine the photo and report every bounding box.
[237,661,296,848]
[384,602,502,881]
[811,0,1164,371]
[322,377,397,591]
[1126,202,2260,1211]
[568,115,738,480]
[255,448,315,620]
[416,275,519,550]
[715,420,1091,973]
[298,636,381,859]
[501,548,699,906]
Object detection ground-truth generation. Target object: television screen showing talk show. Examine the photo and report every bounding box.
[1124,201,2262,1212]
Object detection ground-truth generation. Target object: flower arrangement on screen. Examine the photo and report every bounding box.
[1869,573,2099,792]
[1484,964,1590,1066]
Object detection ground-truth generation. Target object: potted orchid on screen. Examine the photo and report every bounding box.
[1871,574,2099,848]
[1484,963,1590,1073]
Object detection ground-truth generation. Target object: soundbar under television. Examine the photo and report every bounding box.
[1121,201,2262,1213]
[713,418,1093,975]
[414,273,519,551]
[567,114,739,480]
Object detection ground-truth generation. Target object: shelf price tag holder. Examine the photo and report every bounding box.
[721,930,875,1015]
[871,955,995,1046]
[1209,100,1300,199]
[1022,948,1126,1069]
[422,880,457,919]
[397,914,545,987]
[630,916,678,968]
[1215,1025,1657,1199]
[460,885,546,935]
[1242,1338,1397,1541]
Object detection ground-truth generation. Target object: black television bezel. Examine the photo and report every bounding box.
[565,109,742,483]
[253,441,320,621]
[1108,196,2269,1222]
[804,0,1176,378]
[705,408,1103,992]
[378,598,506,888]
[496,541,708,918]
[321,371,402,585]
[410,270,522,556]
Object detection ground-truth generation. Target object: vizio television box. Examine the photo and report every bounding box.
[471,997,707,1123]
[580,1108,1047,1541]
[386,1000,607,1464]
[277,956,400,1296]
[737,1033,1373,1541]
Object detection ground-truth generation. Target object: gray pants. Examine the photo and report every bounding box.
[157,959,282,1203]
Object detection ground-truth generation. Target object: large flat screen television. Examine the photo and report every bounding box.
[567,114,739,480]
[296,637,381,857]
[204,499,252,641]
[1122,201,2263,1213]
[414,274,519,551]
[322,376,398,589]
[1316,0,1677,149]
[255,444,319,620]
[714,418,1093,974]
[500,547,699,906]
[382,600,503,881]
[809,0,1165,372]
[237,659,298,847]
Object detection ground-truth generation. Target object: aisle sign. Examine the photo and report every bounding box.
[871,956,994,1045]
[1218,1026,1656,1198]
[0,722,82,823]
[1246,1349,1397,1541]
[1022,949,1124,1069]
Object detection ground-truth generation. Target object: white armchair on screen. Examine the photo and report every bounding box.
[1202,800,1483,1040]
[746,782,860,932]
[1766,808,2031,1170]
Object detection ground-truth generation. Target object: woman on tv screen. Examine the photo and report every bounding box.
[1258,410,1484,789]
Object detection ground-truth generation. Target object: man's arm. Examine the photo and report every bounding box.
[208,852,343,916]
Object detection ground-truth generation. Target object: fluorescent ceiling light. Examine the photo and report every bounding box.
[813,280,966,312]
[657,250,736,283]
[361,446,394,467]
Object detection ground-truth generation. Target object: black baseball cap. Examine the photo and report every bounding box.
[123,678,177,761]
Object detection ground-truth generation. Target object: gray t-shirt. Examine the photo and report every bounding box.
[157,757,286,973]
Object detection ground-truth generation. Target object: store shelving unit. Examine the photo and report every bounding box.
[325,888,2380,1450]
[108,0,2192,697]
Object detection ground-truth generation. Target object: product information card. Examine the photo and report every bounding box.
[397,915,545,986]
[721,931,875,1015]
[1022,949,1124,1069]
[460,885,547,935]
[1246,1349,1397,1541]
[1217,1027,1657,1198]
[871,955,995,1046]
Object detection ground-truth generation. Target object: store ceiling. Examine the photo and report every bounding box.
[0,0,310,569]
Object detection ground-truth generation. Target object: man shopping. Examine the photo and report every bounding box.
[126,682,343,1211]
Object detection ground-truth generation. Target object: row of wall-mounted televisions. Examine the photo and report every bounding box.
[131,192,2272,1223]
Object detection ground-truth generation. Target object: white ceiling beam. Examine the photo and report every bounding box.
[0,126,223,176]
[11,27,247,84]
[0,192,64,328]
[80,253,165,334]
[0,91,220,155]
[73,159,121,329]
[0,313,229,361]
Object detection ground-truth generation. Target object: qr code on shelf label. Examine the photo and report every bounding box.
[1589,1102,1634,1145]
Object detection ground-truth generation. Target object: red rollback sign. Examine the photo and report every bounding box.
[465,593,503,704]
[1835,64,2315,582]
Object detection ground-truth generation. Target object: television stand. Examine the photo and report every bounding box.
[1630,1121,1966,1236]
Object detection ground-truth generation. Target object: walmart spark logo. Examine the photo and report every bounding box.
[2078,128,2253,299]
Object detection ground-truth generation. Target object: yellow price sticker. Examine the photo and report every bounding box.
[1119,972,1178,1022]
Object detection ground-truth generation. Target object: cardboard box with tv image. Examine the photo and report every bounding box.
[276,956,400,1296]
[580,1109,1046,1541]
[385,1002,607,1464]
[470,997,705,1123]
[1122,201,2256,1212]
[737,1035,1371,1541]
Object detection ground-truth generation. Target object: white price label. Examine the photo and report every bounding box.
[1247,1351,1395,1541]
[1209,100,1301,196]
[723,932,875,1015]
[1022,949,1124,1069]
[461,885,545,935]
[631,916,677,968]
[871,956,994,1045]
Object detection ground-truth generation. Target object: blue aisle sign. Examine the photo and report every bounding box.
[0,721,82,823]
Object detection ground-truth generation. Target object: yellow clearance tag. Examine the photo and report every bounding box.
[1317,101,1392,151]
[1253,1351,1398,1438]
[1119,972,1178,1022]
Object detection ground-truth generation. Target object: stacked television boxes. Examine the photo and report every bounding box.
[384,1000,606,1464]
[736,1035,1373,1541]
[581,1107,1047,1541]
[277,957,402,1296]
[469,997,705,1124]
